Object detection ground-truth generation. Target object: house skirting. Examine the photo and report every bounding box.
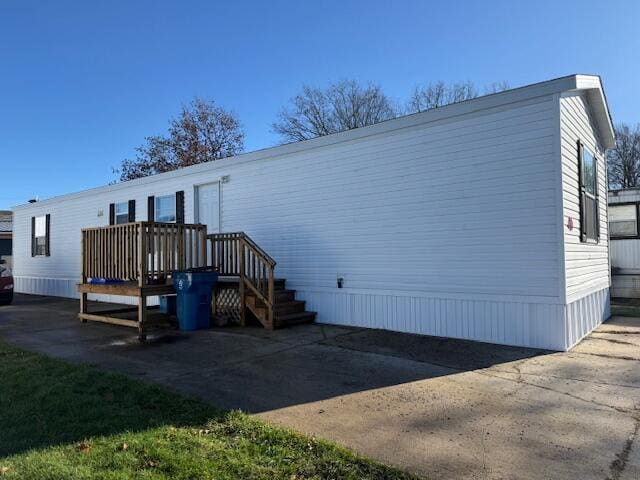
[15,276,609,351]
[564,287,610,350]
[298,287,610,351]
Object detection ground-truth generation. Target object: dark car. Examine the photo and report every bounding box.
[0,260,13,305]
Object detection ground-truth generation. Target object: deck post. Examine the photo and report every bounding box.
[80,293,88,322]
[200,226,207,268]
[138,294,147,342]
[267,268,275,330]
[239,237,246,326]
[80,230,88,322]
[138,223,147,288]
[137,223,148,341]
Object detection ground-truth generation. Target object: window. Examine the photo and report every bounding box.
[579,142,599,242]
[115,202,129,225]
[109,200,135,225]
[155,194,176,223]
[34,216,46,255]
[31,214,50,257]
[610,204,639,238]
[147,192,183,224]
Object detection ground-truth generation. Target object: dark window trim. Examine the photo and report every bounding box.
[147,196,155,222]
[45,213,50,256]
[609,201,640,240]
[31,216,35,257]
[31,214,50,257]
[176,191,185,224]
[128,199,136,222]
[578,140,600,244]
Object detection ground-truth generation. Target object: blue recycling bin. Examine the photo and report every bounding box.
[173,269,218,331]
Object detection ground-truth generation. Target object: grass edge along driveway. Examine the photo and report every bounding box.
[0,341,418,480]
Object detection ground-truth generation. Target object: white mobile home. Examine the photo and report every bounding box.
[12,74,615,350]
[608,188,640,297]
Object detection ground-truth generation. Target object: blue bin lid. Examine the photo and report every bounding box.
[173,270,218,287]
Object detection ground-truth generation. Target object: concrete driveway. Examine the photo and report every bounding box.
[0,294,639,480]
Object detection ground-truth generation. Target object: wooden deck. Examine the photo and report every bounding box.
[78,281,175,297]
[77,223,315,339]
[78,282,176,337]
[78,222,207,340]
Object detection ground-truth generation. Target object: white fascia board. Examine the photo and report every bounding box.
[575,75,616,149]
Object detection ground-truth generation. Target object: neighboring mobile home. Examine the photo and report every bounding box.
[12,74,615,350]
[608,188,640,297]
[0,211,12,268]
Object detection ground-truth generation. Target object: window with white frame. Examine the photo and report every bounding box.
[155,194,176,223]
[115,202,129,224]
[579,142,599,242]
[32,215,49,256]
[610,204,638,238]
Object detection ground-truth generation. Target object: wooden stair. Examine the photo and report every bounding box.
[208,232,316,330]
[244,278,316,329]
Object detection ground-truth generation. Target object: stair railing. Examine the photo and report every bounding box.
[206,232,276,328]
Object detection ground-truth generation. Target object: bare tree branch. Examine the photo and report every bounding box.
[406,80,509,113]
[272,80,398,143]
[608,123,640,189]
[484,81,510,95]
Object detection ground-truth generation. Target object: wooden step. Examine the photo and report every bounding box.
[247,296,306,316]
[243,282,314,329]
[275,311,316,328]
[274,300,306,316]
[274,289,296,302]
[273,278,286,290]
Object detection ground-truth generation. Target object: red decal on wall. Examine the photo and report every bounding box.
[566,216,573,231]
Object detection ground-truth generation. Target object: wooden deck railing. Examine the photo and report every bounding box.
[207,232,276,327]
[82,222,208,287]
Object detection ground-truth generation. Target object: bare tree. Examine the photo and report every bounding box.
[608,123,640,189]
[116,98,244,181]
[407,80,509,113]
[484,81,510,95]
[272,80,398,143]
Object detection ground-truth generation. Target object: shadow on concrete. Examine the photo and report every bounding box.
[0,294,550,416]
[0,335,221,457]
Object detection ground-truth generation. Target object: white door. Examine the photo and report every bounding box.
[195,182,220,233]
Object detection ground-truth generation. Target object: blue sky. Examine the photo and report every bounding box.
[1,0,639,209]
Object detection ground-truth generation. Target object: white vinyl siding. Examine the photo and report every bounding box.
[611,239,640,270]
[11,94,563,347]
[221,97,560,301]
[560,93,610,303]
[11,75,615,350]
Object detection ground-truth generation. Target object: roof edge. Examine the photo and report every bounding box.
[574,75,616,149]
[14,74,612,210]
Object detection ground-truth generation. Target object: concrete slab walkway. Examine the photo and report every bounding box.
[1,294,639,479]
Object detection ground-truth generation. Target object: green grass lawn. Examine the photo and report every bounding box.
[0,341,417,479]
